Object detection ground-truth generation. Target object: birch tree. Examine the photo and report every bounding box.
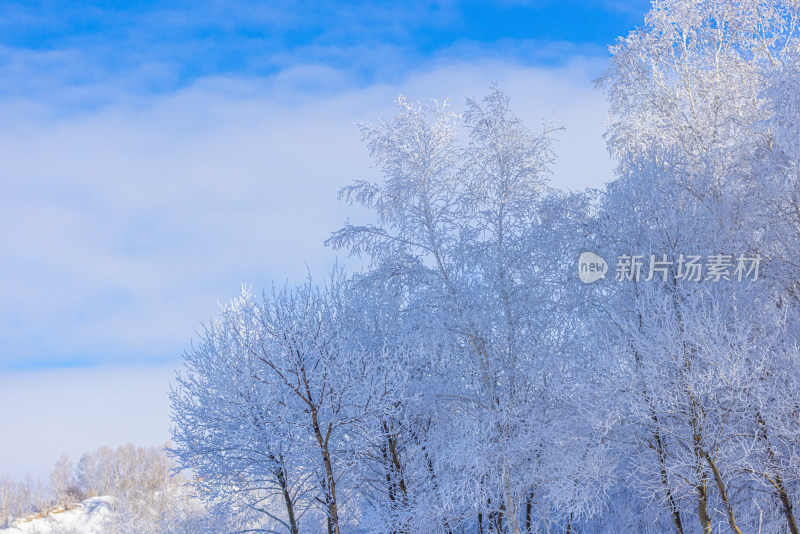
[329,88,609,532]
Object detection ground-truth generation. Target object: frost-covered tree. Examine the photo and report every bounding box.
[328,88,610,532]
[0,474,48,528]
[167,3,800,532]
[50,454,81,507]
[170,287,312,534]
[171,274,399,534]
[594,1,800,532]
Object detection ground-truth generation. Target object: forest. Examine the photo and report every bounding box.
[168,1,800,532]
[4,0,800,532]
[166,1,800,533]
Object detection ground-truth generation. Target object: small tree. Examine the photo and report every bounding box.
[50,454,81,506]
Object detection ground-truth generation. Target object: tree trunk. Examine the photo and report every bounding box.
[636,346,684,534]
[755,411,799,534]
[696,483,712,534]
[775,477,800,534]
[382,440,396,507]
[691,411,712,534]
[702,450,742,534]
[652,419,685,534]
[382,423,410,534]
[322,449,339,534]
[424,451,453,534]
[502,471,522,534]
[386,426,409,509]
[275,465,299,534]
[311,410,339,534]
[496,500,505,533]
[525,491,533,533]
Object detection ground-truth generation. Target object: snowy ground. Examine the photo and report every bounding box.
[0,497,113,534]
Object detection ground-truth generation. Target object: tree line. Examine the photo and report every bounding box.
[0,444,232,533]
[169,0,800,532]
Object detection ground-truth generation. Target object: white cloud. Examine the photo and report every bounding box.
[0,56,615,477]
[0,57,614,367]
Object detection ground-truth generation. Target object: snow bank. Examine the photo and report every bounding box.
[1,497,113,534]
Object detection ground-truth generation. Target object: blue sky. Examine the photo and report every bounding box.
[0,1,649,102]
[0,0,649,477]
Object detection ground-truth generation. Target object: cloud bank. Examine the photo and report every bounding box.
[0,57,613,371]
[0,1,632,477]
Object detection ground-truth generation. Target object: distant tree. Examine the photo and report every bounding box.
[50,454,81,506]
